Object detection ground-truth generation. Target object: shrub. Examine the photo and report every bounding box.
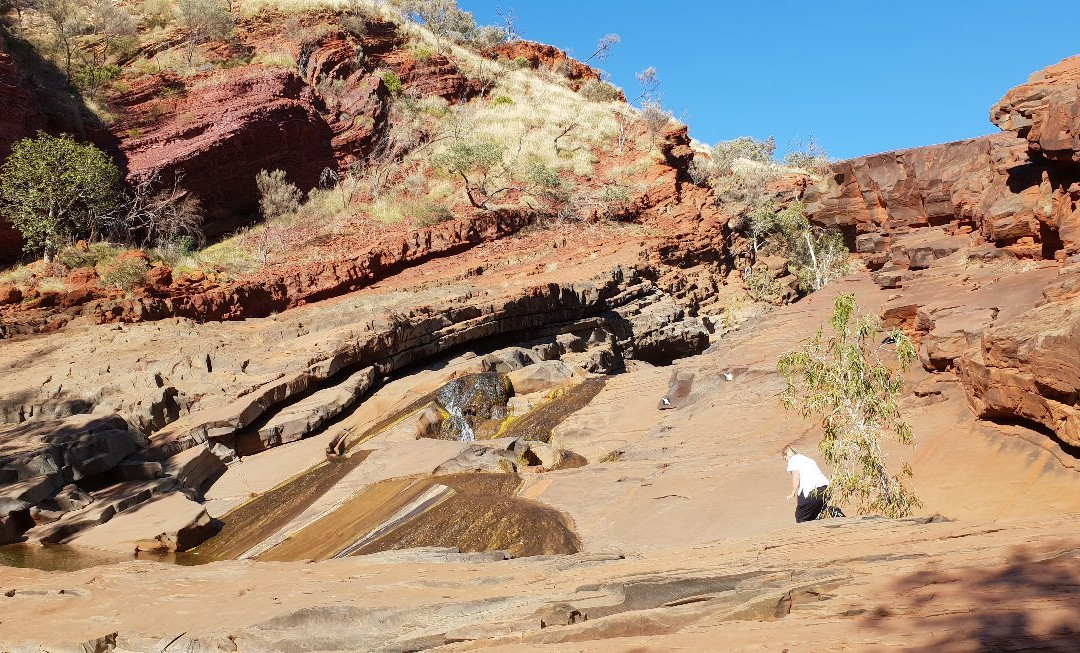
[777,293,922,518]
[432,140,506,208]
[381,70,404,95]
[492,94,513,106]
[255,169,302,220]
[177,0,233,65]
[141,0,173,28]
[57,242,122,270]
[640,100,672,139]
[99,255,150,290]
[579,79,622,103]
[411,44,435,61]
[710,136,776,175]
[413,201,454,227]
[0,132,122,260]
[513,55,530,68]
[252,52,296,69]
[745,267,783,304]
[784,136,831,176]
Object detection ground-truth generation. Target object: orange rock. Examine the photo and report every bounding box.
[0,283,21,305]
[146,265,173,291]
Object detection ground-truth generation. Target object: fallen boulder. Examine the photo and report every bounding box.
[508,361,583,396]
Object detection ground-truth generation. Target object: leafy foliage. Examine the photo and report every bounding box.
[381,70,404,95]
[777,293,922,518]
[393,0,476,45]
[432,140,506,208]
[747,200,849,294]
[0,132,122,258]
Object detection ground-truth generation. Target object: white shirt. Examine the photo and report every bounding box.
[786,454,830,497]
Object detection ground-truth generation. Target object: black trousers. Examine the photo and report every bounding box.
[795,486,828,523]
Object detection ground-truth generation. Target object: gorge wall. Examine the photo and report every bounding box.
[806,54,1080,453]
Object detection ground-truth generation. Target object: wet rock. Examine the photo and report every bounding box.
[417,405,443,439]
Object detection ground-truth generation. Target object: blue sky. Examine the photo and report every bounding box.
[458,1,1078,160]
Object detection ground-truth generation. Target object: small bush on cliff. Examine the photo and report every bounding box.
[579,80,622,103]
[777,293,921,518]
[381,70,404,95]
[256,169,302,221]
[0,132,122,261]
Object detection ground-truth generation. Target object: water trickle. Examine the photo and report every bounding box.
[435,373,511,442]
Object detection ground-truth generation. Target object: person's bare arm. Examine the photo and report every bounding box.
[786,470,800,500]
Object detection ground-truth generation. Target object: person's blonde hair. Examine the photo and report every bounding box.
[781,444,798,457]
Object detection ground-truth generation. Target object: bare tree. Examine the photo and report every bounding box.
[641,100,672,140]
[584,33,620,64]
[634,66,660,104]
[88,0,136,67]
[40,0,83,79]
[177,0,233,66]
[494,4,520,42]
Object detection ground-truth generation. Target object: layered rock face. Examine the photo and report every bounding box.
[492,40,603,91]
[815,55,1080,454]
[807,56,1080,270]
[114,67,336,237]
[0,41,40,262]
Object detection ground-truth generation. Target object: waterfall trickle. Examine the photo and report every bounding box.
[434,373,511,441]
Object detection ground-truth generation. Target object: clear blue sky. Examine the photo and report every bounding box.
[459,1,1078,160]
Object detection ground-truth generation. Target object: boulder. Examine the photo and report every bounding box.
[481,348,540,374]
[0,283,21,305]
[0,497,33,545]
[432,441,521,475]
[54,484,94,512]
[145,265,172,291]
[161,445,226,495]
[958,295,1080,448]
[0,414,143,484]
[508,361,582,396]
